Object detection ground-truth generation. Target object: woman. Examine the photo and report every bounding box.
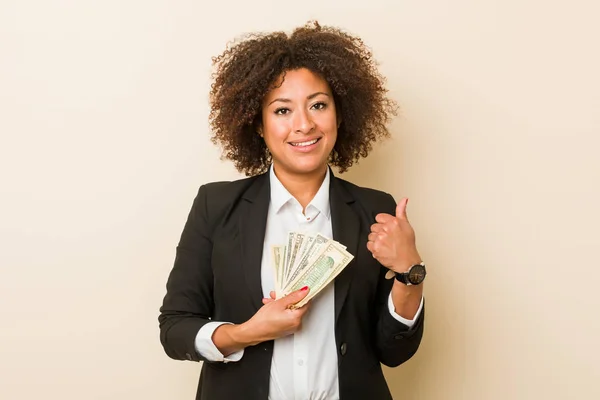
[159,21,426,400]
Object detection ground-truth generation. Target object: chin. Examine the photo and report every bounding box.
[293,161,328,175]
[278,159,326,175]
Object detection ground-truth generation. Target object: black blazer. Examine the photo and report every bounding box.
[159,170,424,400]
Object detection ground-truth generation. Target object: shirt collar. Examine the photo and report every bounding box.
[269,165,331,220]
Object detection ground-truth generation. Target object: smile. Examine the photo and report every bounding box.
[289,138,321,147]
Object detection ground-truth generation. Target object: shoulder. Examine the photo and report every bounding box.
[333,176,396,214]
[196,173,265,210]
[201,174,262,198]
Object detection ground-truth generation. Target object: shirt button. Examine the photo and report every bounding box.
[297,359,304,366]
[340,343,347,356]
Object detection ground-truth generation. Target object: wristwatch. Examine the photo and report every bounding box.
[394,262,427,285]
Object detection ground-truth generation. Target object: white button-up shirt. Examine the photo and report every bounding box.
[195,166,423,400]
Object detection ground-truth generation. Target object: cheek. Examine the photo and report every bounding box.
[329,129,338,142]
[264,132,288,149]
[324,126,338,147]
[263,118,290,142]
[319,114,339,138]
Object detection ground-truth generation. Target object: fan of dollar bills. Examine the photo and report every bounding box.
[271,232,354,308]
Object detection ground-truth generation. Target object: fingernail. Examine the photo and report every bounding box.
[301,286,309,291]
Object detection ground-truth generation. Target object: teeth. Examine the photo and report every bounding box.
[291,139,318,147]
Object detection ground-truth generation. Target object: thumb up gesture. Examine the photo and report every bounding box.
[367,198,422,274]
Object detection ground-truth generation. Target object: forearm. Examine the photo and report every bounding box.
[212,291,309,356]
[376,299,425,367]
[212,322,261,357]
[376,281,425,367]
[390,280,423,320]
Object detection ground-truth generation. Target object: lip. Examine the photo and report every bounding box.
[287,136,322,145]
[287,137,322,153]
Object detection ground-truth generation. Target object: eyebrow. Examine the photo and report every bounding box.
[267,92,330,106]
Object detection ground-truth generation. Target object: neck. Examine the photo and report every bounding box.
[273,163,328,210]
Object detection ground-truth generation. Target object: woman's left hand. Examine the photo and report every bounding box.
[367,198,422,273]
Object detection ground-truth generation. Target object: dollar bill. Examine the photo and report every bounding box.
[284,232,295,281]
[286,232,306,281]
[299,243,354,305]
[292,233,315,272]
[287,242,354,308]
[271,245,284,296]
[285,240,349,292]
[281,233,330,291]
[271,231,354,305]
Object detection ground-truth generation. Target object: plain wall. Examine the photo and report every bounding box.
[1,1,599,399]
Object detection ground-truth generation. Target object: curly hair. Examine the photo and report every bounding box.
[209,21,397,176]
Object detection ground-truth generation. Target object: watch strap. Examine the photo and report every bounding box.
[394,271,409,284]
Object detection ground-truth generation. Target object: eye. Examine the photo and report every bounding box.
[311,102,327,110]
[274,107,290,115]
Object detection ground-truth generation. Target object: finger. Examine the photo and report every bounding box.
[291,298,312,311]
[395,198,409,220]
[375,213,395,224]
[269,290,276,300]
[366,240,376,256]
[368,232,382,242]
[281,286,310,307]
[370,231,388,242]
[295,301,312,314]
[262,297,275,305]
[370,223,386,233]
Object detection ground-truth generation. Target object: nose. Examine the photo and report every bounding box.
[293,109,315,134]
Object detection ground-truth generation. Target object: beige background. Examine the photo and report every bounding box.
[1,1,599,399]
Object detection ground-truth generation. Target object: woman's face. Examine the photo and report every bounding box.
[260,68,338,179]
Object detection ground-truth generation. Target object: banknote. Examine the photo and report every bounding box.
[282,233,330,289]
[292,233,315,272]
[271,245,284,296]
[272,231,354,306]
[286,242,353,308]
[284,232,295,281]
[286,232,306,281]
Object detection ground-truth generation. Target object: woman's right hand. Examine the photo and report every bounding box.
[212,287,311,356]
[240,286,311,344]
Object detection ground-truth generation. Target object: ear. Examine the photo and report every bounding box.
[256,124,263,137]
[337,114,342,129]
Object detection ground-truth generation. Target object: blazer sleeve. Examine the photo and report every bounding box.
[158,184,215,362]
[373,193,425,367]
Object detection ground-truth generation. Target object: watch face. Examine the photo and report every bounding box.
[408,265,426,285]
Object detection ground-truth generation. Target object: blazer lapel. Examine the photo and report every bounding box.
[330,175,360,323]
[239,173,270,312]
